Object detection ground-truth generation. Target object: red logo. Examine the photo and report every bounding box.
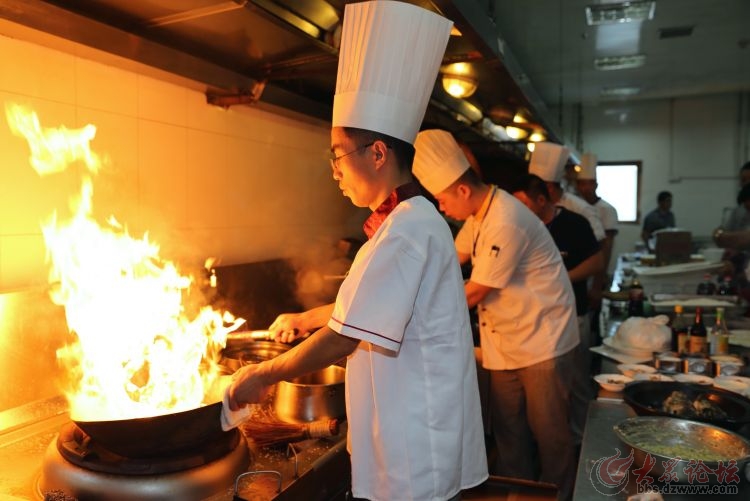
[590,448,634,495]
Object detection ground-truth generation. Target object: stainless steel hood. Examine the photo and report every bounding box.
[0,0,557,163]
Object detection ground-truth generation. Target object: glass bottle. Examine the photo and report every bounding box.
[717,275,735,296]
[627,279,645,317]
[709,307,730,356]
[688,306,708,355]
[670,304,689,354]
[696,274,716,295]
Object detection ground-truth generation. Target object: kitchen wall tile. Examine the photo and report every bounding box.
[0,35,75,103]
[0,234,47,291]
[138,76,188,127]
[186,129,230,228]
[76,108,140,229]
[0,95,78,235]
[75,57,137,117]
[186,91,229,135]
[137,121,188,233]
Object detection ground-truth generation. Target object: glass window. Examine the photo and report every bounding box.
[596,162,641,223]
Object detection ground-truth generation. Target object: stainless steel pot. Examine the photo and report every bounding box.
[274,365,345,424]
[220,340,290,373]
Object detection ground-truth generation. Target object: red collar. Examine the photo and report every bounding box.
[363,182,421,239]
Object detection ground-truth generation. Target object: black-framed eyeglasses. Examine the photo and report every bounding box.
[329,142,375,169]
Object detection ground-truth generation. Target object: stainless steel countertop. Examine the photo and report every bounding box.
[574,400,750,500]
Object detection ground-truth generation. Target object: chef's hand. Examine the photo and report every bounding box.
[227,363,271,411]
[269,313,307,343]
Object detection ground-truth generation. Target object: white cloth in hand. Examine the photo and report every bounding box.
[220,385,251,431]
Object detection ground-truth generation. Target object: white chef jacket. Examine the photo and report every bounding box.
[593,197,619,233]
[559,192,606,241]
[455,188,579,370]
[329,195,488,501]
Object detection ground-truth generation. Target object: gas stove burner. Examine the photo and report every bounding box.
[57,422,240,475]
[39,422,251,501]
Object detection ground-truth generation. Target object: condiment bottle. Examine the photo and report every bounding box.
[688,306,708,355]
[670,304,689,354]
[627,279,644,317]
[709,307,730,355]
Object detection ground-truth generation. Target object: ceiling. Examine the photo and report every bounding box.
[1,0,748,166]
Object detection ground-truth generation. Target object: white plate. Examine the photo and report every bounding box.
[633,373,674,382]
[672,373,714,385]
[714,376,750,397]
[603,337,658,358]
[617,363,657,378]
[594,373,633,392]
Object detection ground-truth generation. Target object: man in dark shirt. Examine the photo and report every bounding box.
[642,191,676,250]
[513,174,603,446]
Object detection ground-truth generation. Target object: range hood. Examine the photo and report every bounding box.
[0,0,560,163]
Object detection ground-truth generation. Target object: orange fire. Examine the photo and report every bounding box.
[5,103,243,421]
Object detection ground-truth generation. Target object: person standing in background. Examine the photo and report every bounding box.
[512,174,603,451]
[641,191,675,251]
[413,129,579,501]
[229,3,488,500]
[723,161,750,231]
[529,143,606,244]
[576,153,619,288]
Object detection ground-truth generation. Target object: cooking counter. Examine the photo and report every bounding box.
[574,399,750,499]
[0,396,349,501]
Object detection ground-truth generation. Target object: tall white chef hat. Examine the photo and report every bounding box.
[579,152,598,180]
[528,142,570,183]
[413,129,470,194]
[332,1,453,145]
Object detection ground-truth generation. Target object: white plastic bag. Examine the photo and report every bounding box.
[614,315,671,351]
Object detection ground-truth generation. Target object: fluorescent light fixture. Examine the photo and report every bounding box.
[594,54,646,70]
[600,86,641,97]
[585,1,656,26]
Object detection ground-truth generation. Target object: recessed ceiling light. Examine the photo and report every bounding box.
[585,1,656,26]
[594,54,646,70]
[600,86,641,97]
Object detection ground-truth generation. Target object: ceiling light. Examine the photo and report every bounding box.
[513,111,529,124]
[529,131,546,142]
[659,25,694,39]
[505,126,528,140]
[441,62,478,98]
[527,143,536,153]
[574,165,582,173]
[594,54,646,70]
[585,1,656,26]
[600,86,641,97]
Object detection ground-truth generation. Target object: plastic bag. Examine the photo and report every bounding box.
[614,315,671,351]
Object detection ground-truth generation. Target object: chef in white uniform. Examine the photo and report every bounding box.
[530,143,606,243]
[413,129,579,500]
[228,3,488,501]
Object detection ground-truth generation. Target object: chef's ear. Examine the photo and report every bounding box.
[372,140,388,163]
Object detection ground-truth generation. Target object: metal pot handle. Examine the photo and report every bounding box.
[233,470,282,499]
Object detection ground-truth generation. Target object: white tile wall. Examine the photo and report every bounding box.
[0,33,367,291]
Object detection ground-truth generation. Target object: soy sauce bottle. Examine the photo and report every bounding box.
[670,304,689,354]
[627,279,645,317]
[688,307,708,355]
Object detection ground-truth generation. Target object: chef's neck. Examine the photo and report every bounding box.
[470,183,494,218]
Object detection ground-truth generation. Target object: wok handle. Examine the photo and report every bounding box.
[233,469,282,499]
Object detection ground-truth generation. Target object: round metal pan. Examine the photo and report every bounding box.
[74,401,231,458]
[614,416,750,483]
[622,381,750,430]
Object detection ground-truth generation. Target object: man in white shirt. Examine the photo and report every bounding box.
[413,129,579,501]
[228,4,487,501]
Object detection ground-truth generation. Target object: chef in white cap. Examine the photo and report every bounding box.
[229,2,488,500]
[413,129,579,500]
[576,152,619,276]
[529,143,606,243]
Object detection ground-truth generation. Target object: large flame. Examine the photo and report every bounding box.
[5,103,243,421]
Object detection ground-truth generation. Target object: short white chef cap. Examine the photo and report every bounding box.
[528,142,570,183]
[413,129,470,194]
[332,1,453,145]
[579,152,598,180]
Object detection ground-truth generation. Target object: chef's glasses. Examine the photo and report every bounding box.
[329,141,375,169]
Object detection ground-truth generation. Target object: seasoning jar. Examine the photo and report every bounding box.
[653,352,682,374]
[682,355,713,376]
[711,355,744,377]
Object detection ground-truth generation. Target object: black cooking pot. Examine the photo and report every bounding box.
[622,381,750,431]
[74,401,230,458]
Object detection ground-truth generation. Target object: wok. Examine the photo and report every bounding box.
[614,416,750,483]
[74,401,231,458]
[622,381,750,430]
